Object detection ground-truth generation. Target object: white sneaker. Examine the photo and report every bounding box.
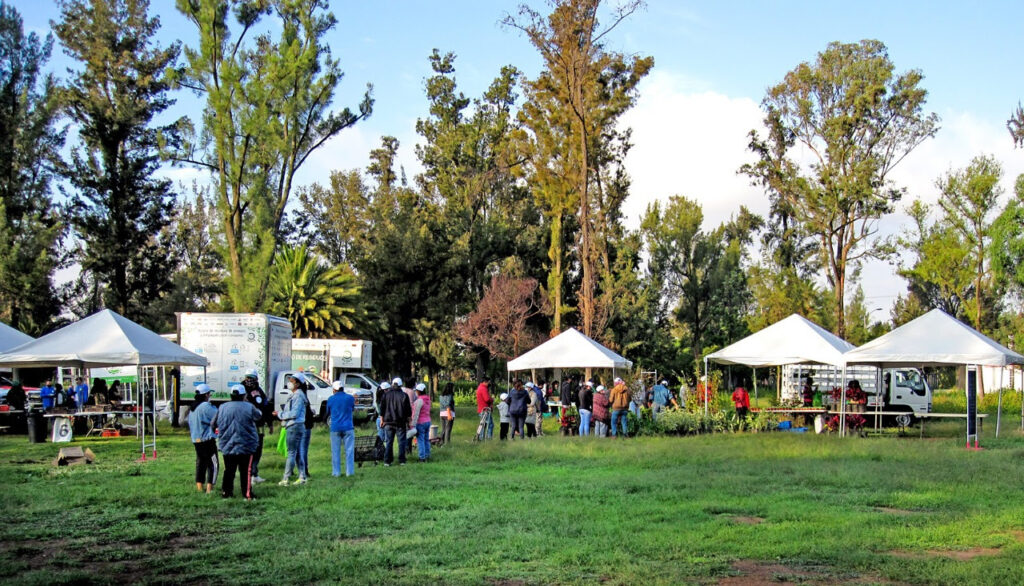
[293,478,307,485]
[278,479,290,486]
[251,476,265,484]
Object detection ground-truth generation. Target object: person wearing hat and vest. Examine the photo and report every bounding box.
[242,369,271,483]
[411,383,432,462]
[324,380,355,477]
[650,379,678,421]
[609,377,631,438]
[277,374,309,485]
[188,384,218,494]
[211,384,262,499]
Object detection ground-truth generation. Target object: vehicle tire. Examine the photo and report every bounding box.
[895,413,913,428]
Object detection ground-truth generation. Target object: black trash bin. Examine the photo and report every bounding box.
[27,411,46,443]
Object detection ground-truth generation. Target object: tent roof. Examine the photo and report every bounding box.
[0,321,33,352]
[507,328,633,371]
[0,309,207,368]
[706,314,854,367]
[844,308,1024,367]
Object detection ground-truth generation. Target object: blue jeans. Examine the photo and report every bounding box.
[486,410,494,438]
[330,429,355,476]
[283,425,305,480]
[629,401,641,417]
[579,409,591,436]
[299,426,312,476]
[383,425,406,465]
[416,421,431,460]
[611,410,628,437]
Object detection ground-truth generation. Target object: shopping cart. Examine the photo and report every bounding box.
[353,434,384,467]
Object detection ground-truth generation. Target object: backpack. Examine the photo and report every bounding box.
[302,389,315,429]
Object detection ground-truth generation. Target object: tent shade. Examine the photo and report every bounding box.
[507,328,632,371]
[844,308,1024,367]
[0,309,207,368]
[706,314,854,367]
[0,321,33,352]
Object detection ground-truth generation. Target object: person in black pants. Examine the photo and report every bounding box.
[508,380,530,440]
[211,385,262,500]
[378,380,412,466]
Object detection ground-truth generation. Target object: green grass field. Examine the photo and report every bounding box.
[1,410,1022,585]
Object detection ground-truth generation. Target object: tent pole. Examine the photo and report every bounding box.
[753,367,758,405]
[996,367,1003,438]
[839,366,847,437]
[703,357,709,419]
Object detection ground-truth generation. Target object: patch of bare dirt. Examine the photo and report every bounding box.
[888,547,1002,561]
[337,535,377,545]
[486,579,527,586]
[719,560,904,585]
[730,516,765,525]
[873,507,924,515]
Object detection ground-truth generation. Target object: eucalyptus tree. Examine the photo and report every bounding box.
[742,40,938,339]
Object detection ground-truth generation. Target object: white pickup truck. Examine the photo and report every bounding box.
[270,370,377,422]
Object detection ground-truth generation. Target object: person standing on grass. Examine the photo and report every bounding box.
[525,383,538,438]
[242,369,271,484]
[325,381,355,477]
[559,377,573,420]
[277,375,309,485]
[412,383,432,462]
[399,378,417,453]
[376,381,391,442]
[508,380,530,440]
[379,378,412,466]
[578,380,594,436]
[211,385,262,500]
[39,379,55,411]
[609,377,631,438]
[188,384,218,494]
[592,385,610,437]
[533,381,547,436]
[497,393,510,440]
[438,382,455,446]
[650,379,678,421]
[732,382,751,419]
[475,377,494,441]
[298,375,316,480]
[73,377,89,411]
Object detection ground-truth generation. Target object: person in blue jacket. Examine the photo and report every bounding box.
[211,385,262,500]
[324,380,355,477]
[277,375,308,485]
[73,377,89,410]
[188,384,218,494]
[39,379,56,411]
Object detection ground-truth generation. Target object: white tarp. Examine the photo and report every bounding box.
[844,308,1024,367]
[0,309,207,368]
[0,321,33,352]
[706,314,854,367]
[507,327,633,371]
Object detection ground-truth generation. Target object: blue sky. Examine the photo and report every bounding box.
[12,0,1024,315]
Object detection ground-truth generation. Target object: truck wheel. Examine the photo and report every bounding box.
[895,413,912,428]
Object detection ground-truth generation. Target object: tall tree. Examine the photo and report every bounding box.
[1009,103,1024,148]
[266,245,366,339]
[54,0,179,329]
[0,2,66,335]
[936,155,1004,330]
[895,198,972,319]
[506,0,652,337]
[174,0,372,311]
[742,39,938,338]
[991,175,1024,297]
[455,274,548,361]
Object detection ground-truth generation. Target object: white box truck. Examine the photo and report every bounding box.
[290,338,376,420]
[782,364,932,425]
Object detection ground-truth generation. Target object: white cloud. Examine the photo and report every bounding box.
[621,70,1024,313]
[621,70,766,229]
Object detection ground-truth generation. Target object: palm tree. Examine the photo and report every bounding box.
[266,245,367,338]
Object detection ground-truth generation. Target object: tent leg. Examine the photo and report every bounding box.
[753,367,758,405]
[996,368,1003,438]
[703,358,709,420]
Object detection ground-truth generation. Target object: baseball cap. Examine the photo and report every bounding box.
[415,382,426,392]
[195,383,211,395]
[597,385,606,392]
[614,377,624,384]
[290,373,306,383]
[230,384,246,396]
[392,377,403,387]
[525,381,534,389]
[660,379,668,385]
[380,381,391,390]
[245,369,259,378]
[585,380,594,387]
[332,381,344,391]
[500,393,509,401]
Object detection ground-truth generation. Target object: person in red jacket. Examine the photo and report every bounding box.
[474,377,494,441]
[731,382,751,419]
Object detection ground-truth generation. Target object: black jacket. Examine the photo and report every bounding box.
[579,387,593,411]
[559,381,573,406]
[509,388,530,417]
[379,388,412,427]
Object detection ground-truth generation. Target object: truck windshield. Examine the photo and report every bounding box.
[896,370,925,393]
[304,373,330,389]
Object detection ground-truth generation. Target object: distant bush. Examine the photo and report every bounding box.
[932,388,1023,415]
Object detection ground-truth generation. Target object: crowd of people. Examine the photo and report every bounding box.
[183,371,759,499]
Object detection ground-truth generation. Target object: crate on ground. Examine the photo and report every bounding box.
[353,434,384,467]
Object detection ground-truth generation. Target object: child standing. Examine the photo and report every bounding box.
[497,393,510,441]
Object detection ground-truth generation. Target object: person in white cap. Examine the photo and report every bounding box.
[324,380,355,476]
[241,369,271,483]
[497,392,510,440]
[376,381,391,442]
[397,378,416,452]
[650,379,678,420]
[188,384,218,494]
[211,384,262,499]
[411,382,432,462]
[608,377,631,438]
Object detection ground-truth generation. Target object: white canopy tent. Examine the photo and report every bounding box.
[844,308,1024,440]
[0,321,33,352]
[703,314,855,418]
[0,309,206,369]
[507,327,632,372]
[0,310,206,458]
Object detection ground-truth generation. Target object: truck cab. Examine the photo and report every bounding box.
[272,370,376,422]
[866,367,932,425]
